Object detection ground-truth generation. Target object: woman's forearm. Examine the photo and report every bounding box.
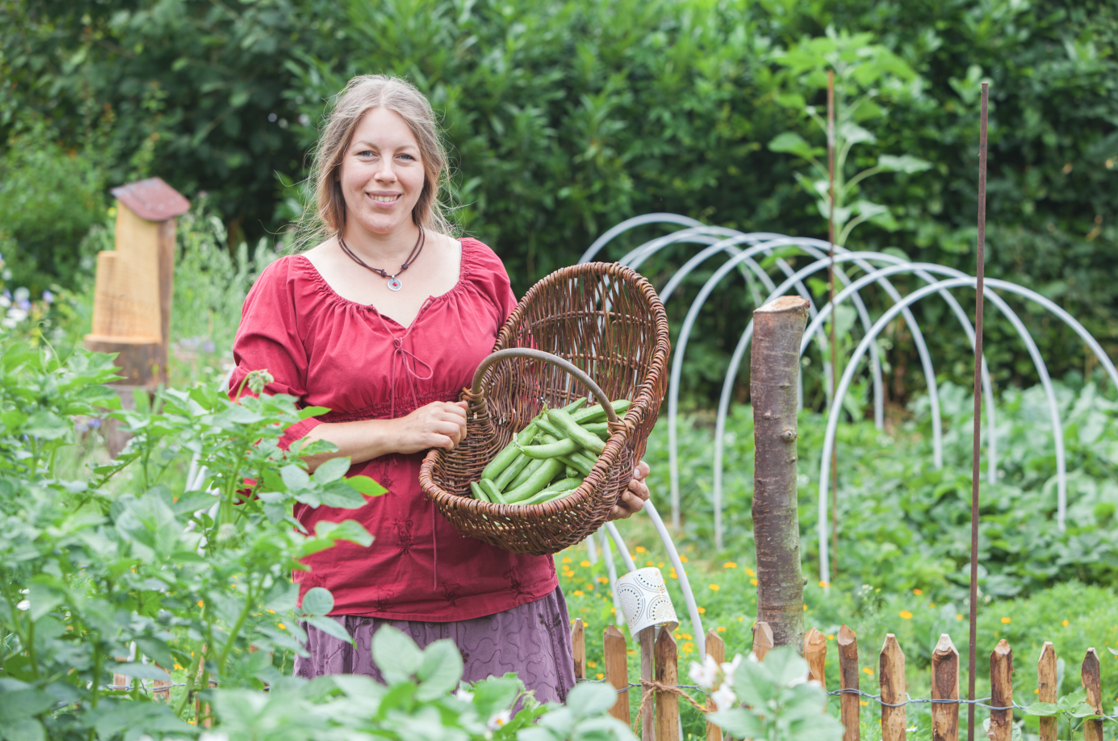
[298,400,468,472]
[301,419,404,472]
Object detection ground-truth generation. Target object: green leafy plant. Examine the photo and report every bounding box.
[768,26,932,246]
[697,646,844,741]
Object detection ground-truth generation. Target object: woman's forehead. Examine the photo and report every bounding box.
[350,107,419,150]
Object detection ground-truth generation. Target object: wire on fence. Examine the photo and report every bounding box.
[576,679,1118,724]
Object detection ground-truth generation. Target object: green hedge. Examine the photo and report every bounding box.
[3,0,1116,403]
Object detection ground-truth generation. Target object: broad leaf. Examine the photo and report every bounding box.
[346,475,387,497]
[112,662,171,680]
[280,464,310,491]
[564,681,617,718]
[1023,702,1059,716]
[305,614,354,645]
[415,639,464,700]
[769,132,822,160]
[878,154,932,173]
[313,456,351,484]
[372,625,422,684]
[301,587,334,616]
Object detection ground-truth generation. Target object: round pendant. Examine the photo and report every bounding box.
[387,277,403,292]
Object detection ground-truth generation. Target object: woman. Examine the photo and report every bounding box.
[228,75,650,702]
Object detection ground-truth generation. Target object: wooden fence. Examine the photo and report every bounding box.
[570,619,1113,741]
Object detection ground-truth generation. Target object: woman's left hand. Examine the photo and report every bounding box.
[608,460,651,521]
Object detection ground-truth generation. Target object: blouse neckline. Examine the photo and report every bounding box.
[294,237,476,329]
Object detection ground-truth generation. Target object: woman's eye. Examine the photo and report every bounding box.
[398,153,416,161]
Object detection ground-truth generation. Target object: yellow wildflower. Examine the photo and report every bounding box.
[723,561,737,569]
[580,560,591,568]
[750,578,758,586]
[635,546,646,553]
[709,584,720,591]
[1001,617,1011,624]
[716,627,726,632]
[745,567,755,576]
[900,611,913,620]
[913,588,923,595]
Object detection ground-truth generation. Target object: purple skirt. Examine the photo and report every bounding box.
[294,587,576,703]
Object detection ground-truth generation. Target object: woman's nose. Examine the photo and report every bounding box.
[374,158,397,182]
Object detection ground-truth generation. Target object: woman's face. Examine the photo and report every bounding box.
[338,107,425,239]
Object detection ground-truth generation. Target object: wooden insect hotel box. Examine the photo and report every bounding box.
[84,177,189,388]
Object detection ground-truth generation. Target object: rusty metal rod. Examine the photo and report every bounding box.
[827,69,839,580]
[967,81,990,741]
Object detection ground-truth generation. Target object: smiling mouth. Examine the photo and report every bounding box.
[369,194,401,203]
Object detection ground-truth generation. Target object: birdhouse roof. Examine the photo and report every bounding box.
[111,177,190,221]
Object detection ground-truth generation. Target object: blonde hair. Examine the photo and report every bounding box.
[295,75,454,250]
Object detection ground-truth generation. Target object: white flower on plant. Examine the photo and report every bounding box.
[711,684,737,711]
[688,654,719,691]
[16,599,29,611]
[487,709,511,731]
[808,679,822,689]
[787,673,808,687]
[455,685,474,702]
[720,654,743,680]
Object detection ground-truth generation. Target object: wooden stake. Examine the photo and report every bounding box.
[931,634,960,741]
[604,625,630,725]
[640,626,656,741]
[572,618,586,681]
[838,625,860,741]
[880,634,906,741]
[987,640,1012,741]
[153,663,171,702]
[752,621,774,662]
[1081,648,1104,741]
[751,296,810,648]
[1037,643,1057,741]
[655,629,679,741]
[705,630,725,741]
[805,628,827,692]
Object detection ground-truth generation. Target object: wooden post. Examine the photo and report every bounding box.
[654,629,679,741]
[705,629,725,741]
[153,664,171,702]
[85,177,189,456]
[1036,643,1057,741]
[987,640,1013,741]
[1081,649,1104,741]
[804,627,827,691]
[751,296,810,648]
[752,622,774,662]
[880,634,906,741]
[838,625,860,741]
[640,626,656,741]
[931,634,959,741]
[604,625,630,725]
[572,618,586,681]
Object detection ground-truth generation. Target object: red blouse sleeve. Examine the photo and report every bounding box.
[229,258,323,449]
[465,238,519,324]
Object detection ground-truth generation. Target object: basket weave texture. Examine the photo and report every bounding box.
[420,262,670,555]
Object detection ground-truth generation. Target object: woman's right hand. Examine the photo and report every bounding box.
[393,400,469,454]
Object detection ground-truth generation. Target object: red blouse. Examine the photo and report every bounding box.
[229,238,557,621]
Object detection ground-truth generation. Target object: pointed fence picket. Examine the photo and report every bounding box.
[569,620,1114,741]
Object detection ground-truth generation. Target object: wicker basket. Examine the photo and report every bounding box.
[419,262,670,555]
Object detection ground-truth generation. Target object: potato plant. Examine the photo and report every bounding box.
[0,336,635,741]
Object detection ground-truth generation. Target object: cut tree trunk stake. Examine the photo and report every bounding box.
[752,295,810,648]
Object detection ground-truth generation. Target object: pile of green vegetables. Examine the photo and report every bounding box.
[469,398,630,507]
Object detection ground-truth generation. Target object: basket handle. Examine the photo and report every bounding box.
[470,348,622,425]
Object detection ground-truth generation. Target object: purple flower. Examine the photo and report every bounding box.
[89,418,102,429]
[2,290,9,301]
[42,290,54,304]
[202,340,215,353]
[16,299,30,311]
